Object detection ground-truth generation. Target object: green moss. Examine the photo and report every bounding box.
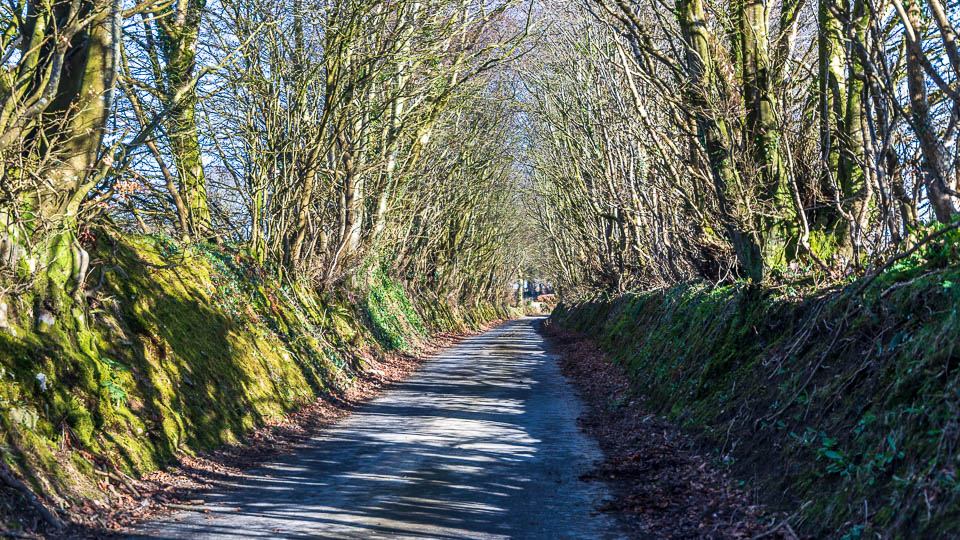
[554,258,960,537]
[66,402,95,447]
[0,229,506,508]
[365,267,427,351]
[809,230,841,261]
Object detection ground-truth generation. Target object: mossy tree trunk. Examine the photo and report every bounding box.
[373,1,417,240]
[155,0,213,241]
[676,0,764,281]
[1,2,125,441]
[0,0,121,306]
[813,0,868,260]
[286,0,353,273]
[739,0,798,266]
[839,2,870,253]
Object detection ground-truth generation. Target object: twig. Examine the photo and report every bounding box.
[855,220,960,297]
[94,468,141,498]
[879,270,939,298]
[763,316,846,425]
[85,264,127,297]
[2,530,38,538]
[164,503,210,512]
[752,501,811,539]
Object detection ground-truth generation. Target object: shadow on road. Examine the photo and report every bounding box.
[124,318,624,539]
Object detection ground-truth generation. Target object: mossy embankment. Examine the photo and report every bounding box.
[0,229,519,526]
[551,234,960,538]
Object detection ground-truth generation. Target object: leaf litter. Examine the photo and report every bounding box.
[543,322,796,539]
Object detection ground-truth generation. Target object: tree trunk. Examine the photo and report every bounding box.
[10,1,120,306]
[814,0,850,255]
[676,0,764,281]
[740,0,798,265]
[157,0,212,241]
[839,3,870,254]
[904,0,957,221]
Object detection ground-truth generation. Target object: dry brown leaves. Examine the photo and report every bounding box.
[543,323,792,540]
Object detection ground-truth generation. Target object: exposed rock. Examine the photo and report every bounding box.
[35,308,56,330]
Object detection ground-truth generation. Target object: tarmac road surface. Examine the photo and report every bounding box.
[128,317,625,539]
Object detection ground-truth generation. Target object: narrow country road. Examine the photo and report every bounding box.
[128,317,626,539]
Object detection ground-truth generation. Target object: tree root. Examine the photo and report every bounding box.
[94,468,141,498]
[0,234,21,268]
[71,241,90,291]
[0,462,64,531]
